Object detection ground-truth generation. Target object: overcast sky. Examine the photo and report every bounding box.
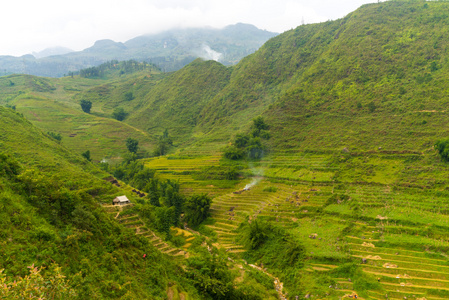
[1,0,381,56]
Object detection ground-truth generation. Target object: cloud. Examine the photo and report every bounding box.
[0,0,378,56]
[198,45,223,62]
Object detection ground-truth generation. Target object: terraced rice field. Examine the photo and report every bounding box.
[144,154,234,196]
[102,204,190,258]
[116,150,449,299]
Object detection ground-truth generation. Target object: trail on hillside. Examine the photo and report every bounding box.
[248,263,287,300]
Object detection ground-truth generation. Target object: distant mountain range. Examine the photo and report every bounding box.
[31,46,74,59]
[0,23,278,77]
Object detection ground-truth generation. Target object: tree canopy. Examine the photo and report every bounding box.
[126,137,139,153]
[80,99,92,113]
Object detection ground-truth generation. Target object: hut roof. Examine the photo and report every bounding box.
[113,195,130,203]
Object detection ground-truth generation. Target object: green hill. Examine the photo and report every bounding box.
[0,106,279,299]
[6,1,449,299]
[72,1,449,154]
[0,72,159,162]
[0,106,187,298]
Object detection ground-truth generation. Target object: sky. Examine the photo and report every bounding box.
[1,0,382,57]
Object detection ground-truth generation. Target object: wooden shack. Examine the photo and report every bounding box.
[112,195,130,206]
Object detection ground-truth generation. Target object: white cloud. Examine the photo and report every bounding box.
[0,0,378,56]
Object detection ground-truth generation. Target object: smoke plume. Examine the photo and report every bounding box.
[199,44,223,62]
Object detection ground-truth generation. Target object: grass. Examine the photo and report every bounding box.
[5,2,449,298]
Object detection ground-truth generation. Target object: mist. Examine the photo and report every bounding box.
[199,44,223,62]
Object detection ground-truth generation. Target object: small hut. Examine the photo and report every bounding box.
[112,195,130,206]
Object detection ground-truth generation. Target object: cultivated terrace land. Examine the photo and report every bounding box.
[3,1,449,299]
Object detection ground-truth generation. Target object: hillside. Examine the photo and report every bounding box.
[0,69,163,162]
[0,106,280,299]
[74,1,449,154]
[5,1,449,299]
[124,1,449,299]
[0,106,188,298]
[0,23,277,77]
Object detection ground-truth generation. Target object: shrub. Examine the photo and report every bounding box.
[80,99,92,113]
[435,138,449,161]
[112,108,127,121]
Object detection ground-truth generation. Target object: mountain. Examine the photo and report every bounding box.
[32,46,74,59]
[0,106,278,299]
[0,23,278,77]
[5,1,449,299]
[69,0,449,153]
[0,106,184,298]
[67,2,449,297]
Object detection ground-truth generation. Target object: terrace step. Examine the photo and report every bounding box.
[352,254,449,273]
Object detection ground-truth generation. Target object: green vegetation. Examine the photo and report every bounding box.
[435,138,449,161]
[6,1,449,299]
[112,107,127,121]
[125,137,139,153]
[153,129,173,156]
[0,264,77,299]
[47,131,62,142]
[79,60,157,79]
[79,99,92,113]
[184,194,212,227]
[81,150,92,161]
[0,108,196,299]
[224,117,270,160]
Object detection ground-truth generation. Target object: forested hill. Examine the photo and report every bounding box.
[6,1,449,299]
[0,107,194,298]
[264,0,449,152]
[77,0,449,153]
[198,0,449,152]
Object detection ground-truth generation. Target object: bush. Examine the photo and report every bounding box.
[223,146,245,160]
[435,138,449,161]
[112,107,127,121]
[80,100,92,113]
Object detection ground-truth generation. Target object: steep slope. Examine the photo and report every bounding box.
[74,1,449,153]
[0,106,200,298]
[130,1,449,298]
[76,59,232,146]
[264,0,449,151]
[0,73,157,161]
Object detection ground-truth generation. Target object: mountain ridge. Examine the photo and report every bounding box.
[0,23,278,77]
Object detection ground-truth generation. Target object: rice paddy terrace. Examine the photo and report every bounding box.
[142,147,449,299]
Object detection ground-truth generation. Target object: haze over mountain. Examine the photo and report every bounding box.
[0,23,277,77]
[31,47,74,59]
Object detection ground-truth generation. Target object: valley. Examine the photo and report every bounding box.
[2,1,449,299]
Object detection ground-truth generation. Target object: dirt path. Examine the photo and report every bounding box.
[248,264,287,300]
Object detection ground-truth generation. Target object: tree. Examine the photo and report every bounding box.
[245,219,269,250]
[112,107,127,121]
[184,194,212,227]
[81,150,91,161]
[153,129,173,156]
[126,137,139,153]
[48,131,62,142]
[234,133,249,148]
[250,116,270,138]
[80,100,92,113]
[435,138,449,161]
[124,92,134,101]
